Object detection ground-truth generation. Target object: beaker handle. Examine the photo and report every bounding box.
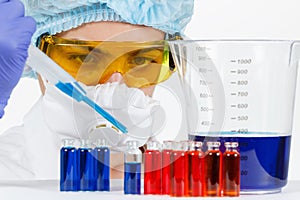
[290,41,300,69]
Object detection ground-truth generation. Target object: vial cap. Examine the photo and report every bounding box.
[172,142,181,151]
[180,140,191,151]
[163,140,174,150]
[96,138,107,147]
[80,139,91,148]
[224,142,239,148]
[147,141,161,150]
[126,140,140,149]
[191,141,203,149]
[206,141,221,148]
[62,139,74,147]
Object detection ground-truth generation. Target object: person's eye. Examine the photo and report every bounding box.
[132,56,155,65]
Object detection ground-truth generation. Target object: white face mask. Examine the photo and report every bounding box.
[42,82,166,151]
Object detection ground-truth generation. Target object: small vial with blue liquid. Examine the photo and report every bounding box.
[79,139,96,191]
[60,139,79,191]
[124,140,142,195]
[93,138,110,191]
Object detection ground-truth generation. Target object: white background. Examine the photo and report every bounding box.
[0,0,299,180]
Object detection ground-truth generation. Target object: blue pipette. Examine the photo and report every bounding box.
[26,45,127,133]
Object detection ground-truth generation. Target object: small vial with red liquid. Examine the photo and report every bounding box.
[204,141,222,197]
[144,140,162,195]
[188,141,204,197]
[171,141,189,197]
[222,142,240,197]
[181,140,191,196]
[162,141,173,195]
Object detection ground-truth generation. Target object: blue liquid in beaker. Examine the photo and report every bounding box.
[124,162,141,194]
[190,133,291,193]
[60,147,80,191]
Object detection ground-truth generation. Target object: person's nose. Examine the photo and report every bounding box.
[106,72,125,84]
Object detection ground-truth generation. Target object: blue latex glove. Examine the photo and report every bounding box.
[0,0,36,118]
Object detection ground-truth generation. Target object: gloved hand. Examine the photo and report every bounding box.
[0,0,36,118]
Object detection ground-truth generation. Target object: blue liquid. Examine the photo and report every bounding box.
[124,162,141,195]
[94,147,110,191]
[190,134,291,192]
[60,147,80,191]
[79,148,96,191]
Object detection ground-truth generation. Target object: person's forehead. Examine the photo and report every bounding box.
[56,21,165,42]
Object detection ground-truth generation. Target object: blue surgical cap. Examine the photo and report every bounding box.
[22,0,194,44]
[22,0,194,78]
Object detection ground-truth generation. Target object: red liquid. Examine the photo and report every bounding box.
[184,151,189,196]
[204,149,222,196]
[144,150,162,194]
[188,150,204,196]
[162,149,172,195]
[171,150,188,197]
[223,151,240,196]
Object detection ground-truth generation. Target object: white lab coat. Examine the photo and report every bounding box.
[0,97,62,180]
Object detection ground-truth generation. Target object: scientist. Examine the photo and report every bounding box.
[0,0,194,180]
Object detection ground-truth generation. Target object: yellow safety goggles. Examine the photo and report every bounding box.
[38,35,176,88]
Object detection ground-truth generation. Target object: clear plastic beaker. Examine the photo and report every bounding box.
[169,40,300,194]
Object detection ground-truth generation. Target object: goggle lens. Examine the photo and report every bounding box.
[38,35,175,88]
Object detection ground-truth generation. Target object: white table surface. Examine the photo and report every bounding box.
[0,180,299,200]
